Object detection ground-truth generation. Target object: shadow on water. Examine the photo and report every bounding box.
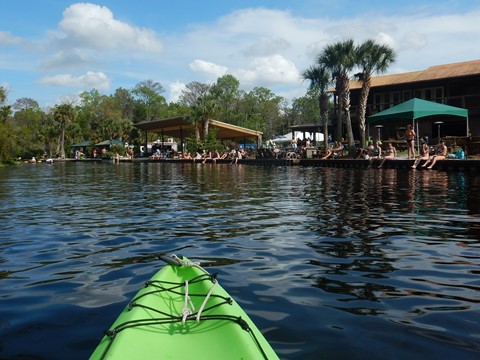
[0,162,479,359]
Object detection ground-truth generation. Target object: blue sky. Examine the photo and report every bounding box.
[2,0,480,108]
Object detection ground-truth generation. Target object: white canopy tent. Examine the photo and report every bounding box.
[270,131,324,144]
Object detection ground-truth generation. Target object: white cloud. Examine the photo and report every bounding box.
[399,31,427,51]
[234,54,300,85]
[58,3,163,53]
[189,59,228,78]
[40,49,93,70]
[241,36,291,57]
[0,31,22,46]
[168,81,186,103]
[38,71,110,90]
[51,3,162,53]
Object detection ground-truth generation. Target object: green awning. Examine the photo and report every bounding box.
[71,141,92,148]
[367,98,468,124]
[95,139,124,146]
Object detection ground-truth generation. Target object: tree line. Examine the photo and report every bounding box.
[0,38,395,162]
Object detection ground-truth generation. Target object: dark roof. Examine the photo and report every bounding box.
[95,139,124,146]
[71,141,92,147]
[290,123,322,132]
[349,59,480,90]
[134,116,262,140]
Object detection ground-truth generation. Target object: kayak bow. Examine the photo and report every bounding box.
[90,254,279,360]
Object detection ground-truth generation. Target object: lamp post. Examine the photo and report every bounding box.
[374,125,383,141]
[434,121,444,140]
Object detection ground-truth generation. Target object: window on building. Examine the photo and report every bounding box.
[434,87,444,102]
[402,90,412,101]
[392,92,401,105]
[424,89,432,100]
[374,93,382,111]
[384,93,391,108]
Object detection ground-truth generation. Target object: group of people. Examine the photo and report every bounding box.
[150,148,249,164]
[411,139,465,169]
[359,140,395,168]
[355,123,466,169]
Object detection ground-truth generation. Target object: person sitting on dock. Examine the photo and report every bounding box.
[354,141,373,159]
[194,151,203,161]
[411,139,430,169]
[321,138,344,160]
[202,151,212,163]
[217,150,228,160]
[422,139,447,169]
[377,142,397,168]
[446,144,466,160]
[366,140,382,168]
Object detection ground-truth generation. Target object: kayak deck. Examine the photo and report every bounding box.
[90,255,278,360]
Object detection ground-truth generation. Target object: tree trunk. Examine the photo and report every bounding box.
[357,77,371,148]
[195,124,200,141]
[335,87,342,141]
[60,123,66,158]
[340,74,355,148]
[203,118,209,141]
[319,94,329,148]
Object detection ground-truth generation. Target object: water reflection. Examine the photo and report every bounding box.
[290,167,480,357]
[0,163,479,359]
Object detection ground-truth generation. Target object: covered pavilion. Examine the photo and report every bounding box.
[289,123,324,146]
[367,98,469,150]
[134,115,263,153]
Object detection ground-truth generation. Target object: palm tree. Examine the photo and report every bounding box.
[318,39,356,148]
[190,95,217,142]
[53,104,75,158]
[355,40,396,147]
[302,65,331,148]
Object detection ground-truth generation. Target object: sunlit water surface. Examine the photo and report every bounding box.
[0,162,479,359]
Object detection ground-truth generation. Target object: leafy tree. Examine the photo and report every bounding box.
[240,87,283,139]
[0,89,14,161]
[11,98,45,156]
[209,75,240,122]
[131,80,167,122]
[53,104,75,158]
[0,105,11,124]
[112,87,135,120]
[77,89,103,141]
[355,40,396,147]
[40,111,60,157]
[189,94,217,141]
[302,66,332,147]
[179,81,211,107]
[318,39,356,147]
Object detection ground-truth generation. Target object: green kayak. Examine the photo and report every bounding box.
[90,255,279,360]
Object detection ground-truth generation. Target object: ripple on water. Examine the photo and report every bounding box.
[0,164,479,359]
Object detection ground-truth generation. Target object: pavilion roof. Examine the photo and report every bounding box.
[134,115,262,140]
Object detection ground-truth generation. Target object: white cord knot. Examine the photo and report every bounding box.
[181,307,192,324]
[181,280,195,324]
[172,254,200,267]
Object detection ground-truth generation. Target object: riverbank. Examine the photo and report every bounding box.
[108,156,480,171]
[32,156,480,171]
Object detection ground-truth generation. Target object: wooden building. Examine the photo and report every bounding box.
[135,115,263,154]
[347,59,480,151]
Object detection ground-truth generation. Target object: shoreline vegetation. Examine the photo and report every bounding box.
[9,153,479,172]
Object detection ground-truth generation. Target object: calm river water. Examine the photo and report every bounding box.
[0,162,479,359]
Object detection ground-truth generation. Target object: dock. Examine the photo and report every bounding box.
[49,156,480,171]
